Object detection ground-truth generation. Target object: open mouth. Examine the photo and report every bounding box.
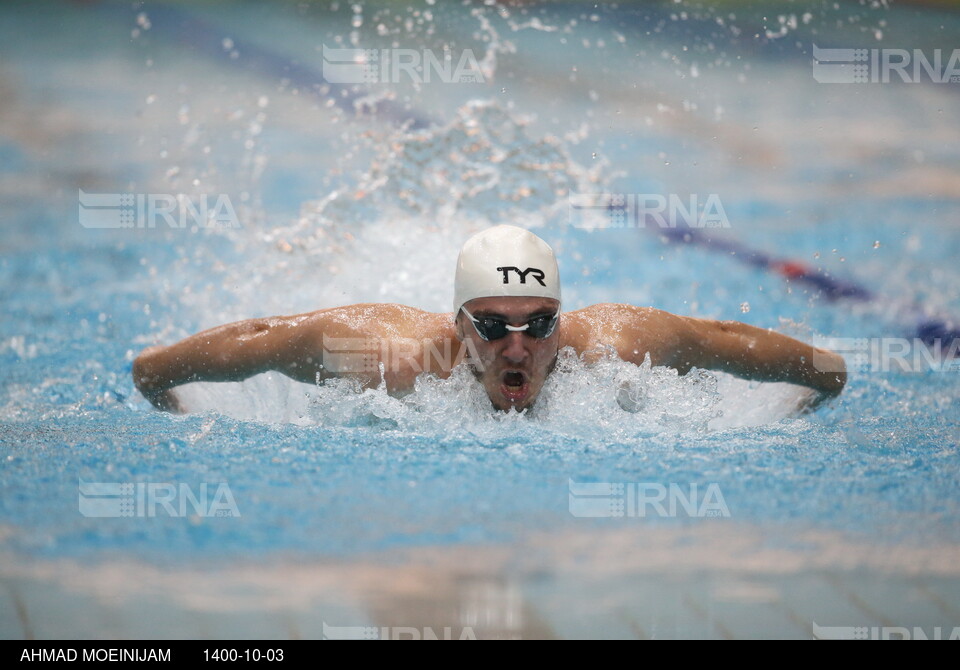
[500,370,530,404]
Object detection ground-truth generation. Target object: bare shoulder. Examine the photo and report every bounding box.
[560,303,683,334]
[559,303,687,366]
[283,303,454,340]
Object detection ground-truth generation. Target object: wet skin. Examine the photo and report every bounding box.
[133,300,847,414]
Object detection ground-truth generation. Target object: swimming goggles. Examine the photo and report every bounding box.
[460,307,559,341]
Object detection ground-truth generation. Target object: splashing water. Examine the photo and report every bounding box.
[168,100,805,430]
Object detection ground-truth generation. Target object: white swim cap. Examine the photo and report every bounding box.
[453,225,561,314]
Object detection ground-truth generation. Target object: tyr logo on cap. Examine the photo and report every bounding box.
[497,266,546,286]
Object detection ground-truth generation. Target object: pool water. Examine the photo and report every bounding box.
[1,0,959,639]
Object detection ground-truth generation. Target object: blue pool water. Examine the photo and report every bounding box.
[1,0,960,637]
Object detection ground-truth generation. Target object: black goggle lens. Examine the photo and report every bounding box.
[462,309,558,341]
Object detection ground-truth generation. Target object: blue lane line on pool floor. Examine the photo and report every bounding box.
[656,226,960,349]
[122,3,435,130]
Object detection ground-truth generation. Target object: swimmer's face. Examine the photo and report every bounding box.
[455,296,561,412]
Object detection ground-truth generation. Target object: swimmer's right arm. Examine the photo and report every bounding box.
[132,315,323,412]
[132,304,434,412]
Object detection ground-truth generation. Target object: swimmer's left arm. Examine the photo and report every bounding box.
[669,316,847,401]
[614,308,846,401]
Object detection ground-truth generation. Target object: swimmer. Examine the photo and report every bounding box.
[133,225,846,414]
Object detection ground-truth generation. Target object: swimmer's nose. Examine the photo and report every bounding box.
[500,331,529,363]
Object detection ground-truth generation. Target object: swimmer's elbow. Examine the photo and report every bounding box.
[818,352,847,397]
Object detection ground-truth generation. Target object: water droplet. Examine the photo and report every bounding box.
[873,240,881,249]
[740,302,750,313]
[591,152,597,159]
[813,251,820,259]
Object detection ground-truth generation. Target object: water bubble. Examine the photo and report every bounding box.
[740,302,750,313]
[873,241,881,249]
[145,94,156,105]
[222,38,234,51]
[136,12,151,30]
